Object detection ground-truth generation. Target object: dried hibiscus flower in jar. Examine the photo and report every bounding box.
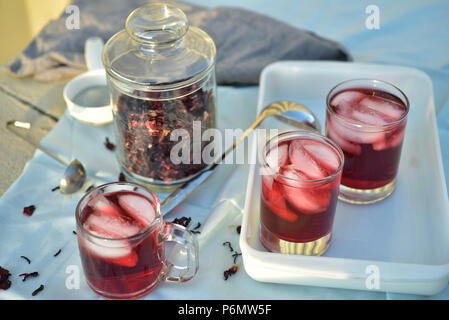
[113,85,215,183]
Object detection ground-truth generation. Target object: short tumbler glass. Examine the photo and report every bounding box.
[325,79,410,204]
[259,131,344,256]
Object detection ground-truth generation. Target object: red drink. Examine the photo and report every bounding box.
[76,182,199,299]
[326,80,409,204]
[77,190,163,299]
[260,131,343,255]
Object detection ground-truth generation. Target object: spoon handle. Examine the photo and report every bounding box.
[160,110,268,215]
[6,121,70,167]
[161,168,214,215]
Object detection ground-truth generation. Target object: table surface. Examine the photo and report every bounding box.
[0,71,67,196]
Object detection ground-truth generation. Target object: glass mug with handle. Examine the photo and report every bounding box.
[75,182,199,299]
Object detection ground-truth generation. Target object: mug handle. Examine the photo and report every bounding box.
[160,222,199,283]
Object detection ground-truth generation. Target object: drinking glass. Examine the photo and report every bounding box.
[76,182,199,299]
[260,131,344,255]
[325,79,409,204]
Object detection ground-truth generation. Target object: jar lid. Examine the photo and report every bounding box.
[102,3,216,88]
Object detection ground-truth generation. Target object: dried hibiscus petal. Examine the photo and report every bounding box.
[20,256,31,264]
[19,272,39,282]
[23,205,36,217]
[32,284,44,296]
[0,266,11,290]
[172,216,192,228]
[232,252,242,264]
[223,241,234,252]
[223,264,239,280]
[104,137,116,151]
[118,172,127,182]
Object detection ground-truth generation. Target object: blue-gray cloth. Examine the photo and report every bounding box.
[5,0,350,84]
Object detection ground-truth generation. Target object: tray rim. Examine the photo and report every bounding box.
[239,60,449,295]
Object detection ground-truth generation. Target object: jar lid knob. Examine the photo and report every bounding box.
[125,3,189,45]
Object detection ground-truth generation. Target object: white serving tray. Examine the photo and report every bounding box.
[240,61,449,296]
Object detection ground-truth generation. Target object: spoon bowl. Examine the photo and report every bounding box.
[60,159,87,194]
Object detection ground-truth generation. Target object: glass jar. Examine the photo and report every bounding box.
[102,3,217,191]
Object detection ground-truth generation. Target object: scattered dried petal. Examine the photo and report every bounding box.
[193,222,201,230]
[223,264,239,280]
[0,266,11,290]
[51,186,60,192]
[232,252,242,264]
[20,256,31,264]
[32,284,44,296]
[19,272,39,282]
[223,241,234,252]
[236,225,241,234]
[228,224,241,235]
[104,137,116,151]
[53,249,62,257]
[172,216,192,228]
[118,172,127,182]
[72,230,77,235]
[23,205,36,217]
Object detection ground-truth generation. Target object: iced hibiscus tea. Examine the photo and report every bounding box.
[260,131,343,255]
[326,79,409,204]
[76,186,164,299]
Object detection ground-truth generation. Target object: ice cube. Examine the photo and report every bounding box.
[373,128,405,151]
[80,234,138,268]
[118,194,156,227]
[265,144,288,170]
[326,121,361,155]
[332,100,351,117]
[280,164,309,185]
[302,140,340,173]
[331,91,365,109]
[84,213,142,239]
[279,165,330,214]
[288,140,327,179]
[262,178,298,222]
[372,139,388,151]
[330,117,384,144]
[80,219,140,268]
[92,196,122,218]
[359,96,405,121]
[388,128,405,148]
[351,109,389,126]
